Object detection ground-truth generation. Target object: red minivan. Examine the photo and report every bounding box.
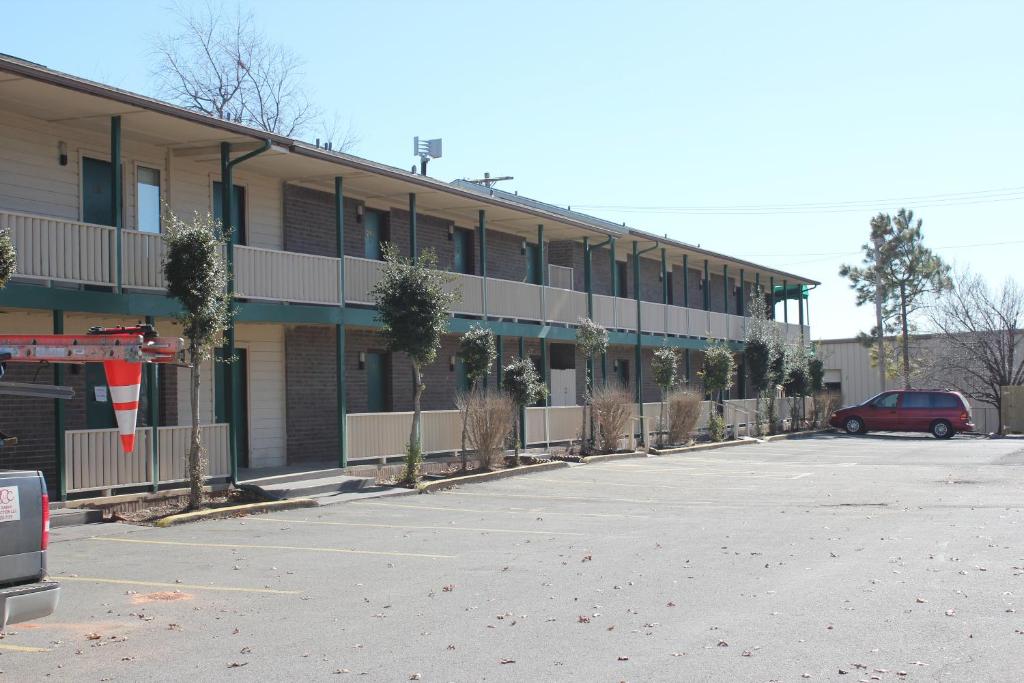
[829,389,974,438]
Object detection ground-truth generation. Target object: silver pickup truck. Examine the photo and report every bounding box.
[0,470,60,630]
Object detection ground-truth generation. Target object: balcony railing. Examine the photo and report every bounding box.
[2,209,810,344]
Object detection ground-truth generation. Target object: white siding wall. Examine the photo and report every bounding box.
[0,109,283,248]
[235,323,286,468]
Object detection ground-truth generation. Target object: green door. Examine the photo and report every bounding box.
[365,352,387,412]
[84,363,117,429]
[364,211,383,260]
[525,243,541,284]
[214,348,249,468]
[453,229,471,274]
[212,182,247,244]
[82,157,115,226]
[615,360,630,390]
[455,357,470,393]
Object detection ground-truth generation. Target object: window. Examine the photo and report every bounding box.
[136,166,161,232]
[902,392,931,408]
[931,393,962,409]
[874,393,899,408]
[212,181,247,244]
[616,261,628,297]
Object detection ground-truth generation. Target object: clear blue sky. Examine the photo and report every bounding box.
[5,0,1022,339]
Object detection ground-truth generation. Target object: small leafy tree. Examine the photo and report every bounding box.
[0,229,15,288]
[372,244,459,485]
[651,346,679,445]
[575,317,608,452]
[456,326,496,470]
[163,211,232,509]
[744,290,779,436]
[700,342,735,441]
[503,357,547,465]
[783,345,810,431]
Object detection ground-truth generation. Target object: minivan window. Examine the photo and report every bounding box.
[931,393,962,409]
[902,393,930,408]
[874,393,899,408]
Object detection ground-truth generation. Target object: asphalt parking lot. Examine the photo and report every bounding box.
[3,433,1024,681]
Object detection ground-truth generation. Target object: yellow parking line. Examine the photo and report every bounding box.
[58,576,300,595]
[90,537,454,559]
[250,517,584,536]
[0,643,49,653]
[356,501,652,520]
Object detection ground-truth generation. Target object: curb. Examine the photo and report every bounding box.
[154,498,319,527]
[415,460,570,494]
[580,451,647,464]
[761,429,828,442]
[650,439,757,456]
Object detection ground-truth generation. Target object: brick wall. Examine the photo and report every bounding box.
[284,326,339,464]
[282,184,363,258]
[0,364,57,491]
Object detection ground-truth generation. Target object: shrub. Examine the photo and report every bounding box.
[399,441,423,486]
[503,357,548,464]
[466,391,515,471]
[0,229,15,288]
[708,411,726,442]
[813,391,840,429]
[590,384,633,453]
[667,390,702,445]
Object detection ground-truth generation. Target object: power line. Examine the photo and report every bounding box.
[572,185,1024,215]
[767,239,1024,269]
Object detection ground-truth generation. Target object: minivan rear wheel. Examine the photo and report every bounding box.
[931,420,954,439]
[844,417,863,435]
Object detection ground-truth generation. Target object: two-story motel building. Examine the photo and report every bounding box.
[0,55,817,500]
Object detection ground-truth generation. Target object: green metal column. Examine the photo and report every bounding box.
[610,238,617,297]
[798,285,805,344]
[684,348,691,387]
[408,192,417,261]
[661,248,668,304]
[723,265,729,315]
[218,138,270,484]
[703,259,710,311]
[336,176,348,468]
[53,310,66,501]
[145,315,159,493]
[755,272,760,297]
[496,335,503,388]
[111,115,122,293]
[769,276,775,318]
[478,210,487,320]
[783,279,789,323]
[537,225,545,286]
[220,142,238,484]
[583,237,592,316]
[634,242,642,408]
[518,336,526,449]
[738,268,745,316]
[682,254,689,308]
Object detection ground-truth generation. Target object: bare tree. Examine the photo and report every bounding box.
[152,1,350,144]
[928,269,1024,431]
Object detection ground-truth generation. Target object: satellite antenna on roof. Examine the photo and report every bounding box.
[466,172,513,189]
[414,137,442,176]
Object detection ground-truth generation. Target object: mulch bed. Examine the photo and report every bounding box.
[392,455,550,488]
[111,489,268,525]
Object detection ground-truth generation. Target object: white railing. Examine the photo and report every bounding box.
[489,279,545,321]
[1,209,115,286]
[234,245,340,305]
[592,294,616,329]
[547,287,586,325]
[548,264,574,290]
[64,423,229,494]
[122,230,166,290]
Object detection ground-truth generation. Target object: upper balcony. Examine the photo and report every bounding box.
[2,208,810,345]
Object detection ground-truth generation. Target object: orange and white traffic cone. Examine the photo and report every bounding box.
[103,360,142,453]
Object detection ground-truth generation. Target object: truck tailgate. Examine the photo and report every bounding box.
[0,470,45,586]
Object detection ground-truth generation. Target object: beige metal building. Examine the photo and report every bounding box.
[817,337,1002,433]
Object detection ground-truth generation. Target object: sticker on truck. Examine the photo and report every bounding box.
[0,486,20,523]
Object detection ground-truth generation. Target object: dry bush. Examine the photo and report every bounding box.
[466,391,515,470]
[667,390,702,445]
[813,391,840,429]
[591,384,633,453]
